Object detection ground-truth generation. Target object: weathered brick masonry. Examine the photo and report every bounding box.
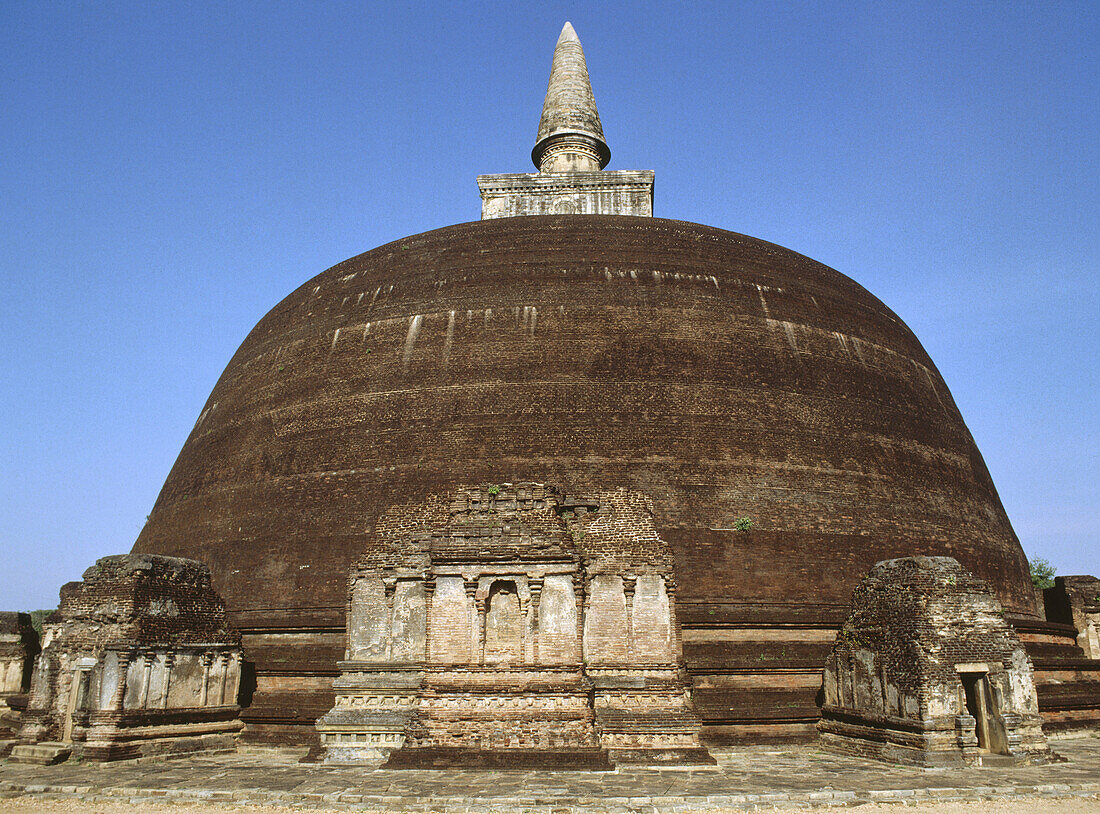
[1036,576,1100,731]
[316,484,711,767]
[820,556,1053,766]
[131,214,1052,745]
[16,555,243,761]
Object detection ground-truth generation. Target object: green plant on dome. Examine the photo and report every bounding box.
[1029,557,1056,591]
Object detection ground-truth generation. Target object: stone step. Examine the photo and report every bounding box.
[978,753,1019,767]
[8,743,72,765]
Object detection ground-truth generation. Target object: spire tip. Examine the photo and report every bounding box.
[533,22,609,171]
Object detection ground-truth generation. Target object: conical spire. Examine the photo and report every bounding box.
[532,22,611,172]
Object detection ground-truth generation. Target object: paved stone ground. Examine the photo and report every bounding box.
[0,735,1098,812]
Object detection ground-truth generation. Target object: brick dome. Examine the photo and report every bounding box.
[132,215,1035,741]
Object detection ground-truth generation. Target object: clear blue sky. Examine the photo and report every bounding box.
[2,1,1096,610]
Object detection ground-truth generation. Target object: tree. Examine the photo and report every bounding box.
[1029,557,1057,591]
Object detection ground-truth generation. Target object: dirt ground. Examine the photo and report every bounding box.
[1,797,1099,813]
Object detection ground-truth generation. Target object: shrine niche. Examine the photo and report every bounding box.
[316,483,713,768]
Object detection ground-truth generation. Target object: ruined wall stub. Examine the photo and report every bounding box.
[1045,576,1100,659]
[0,613,38,698]
[819,556,1053,767]
[0,612,39,749]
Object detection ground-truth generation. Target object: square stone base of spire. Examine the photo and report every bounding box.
[477,170,653,219]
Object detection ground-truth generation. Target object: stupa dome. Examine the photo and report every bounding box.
[132,215,1034,740]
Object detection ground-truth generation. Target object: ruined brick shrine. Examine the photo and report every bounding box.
[316,483,712,767]
[820,557,1053,766]
[93,21,1099,754]
[12,555,242,763]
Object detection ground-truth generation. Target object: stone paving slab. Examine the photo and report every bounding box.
[0,735,1097,811]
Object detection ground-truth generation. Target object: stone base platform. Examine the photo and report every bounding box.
[607,746,717,766]
[80,731,241,763]
[381,745,613,770]
[1,735,1098,812]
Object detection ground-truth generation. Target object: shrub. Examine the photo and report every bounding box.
[1029,557,1056,591]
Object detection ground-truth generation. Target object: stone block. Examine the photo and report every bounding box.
[477,171,654,219]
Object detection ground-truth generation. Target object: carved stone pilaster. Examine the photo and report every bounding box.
[464,579,478,663]
[529,577,544,663]
[160,653,174,709]
[383,575,397,661]
[217,652,231,705]
[199,652,213,706]
[575,574,587,661]
[111,652,131,712]
[622,576,637,657]
[665,577,685,663]
[139,653,154,709]
[476,593,488,666]
[423,578,436,662]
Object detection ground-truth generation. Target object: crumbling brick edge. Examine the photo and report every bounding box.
[1,780,1098,810]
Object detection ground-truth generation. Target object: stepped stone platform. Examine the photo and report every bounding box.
[0,734,1097,811]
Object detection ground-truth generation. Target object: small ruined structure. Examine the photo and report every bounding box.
[477,22,653,218]
[819,557,1053,766]
[13,555,242,763]
[1045,576,1100,660]
[317,484,712,767]
[1038,575,1100,731]
[0,613,39,751]
[0,613,38,700]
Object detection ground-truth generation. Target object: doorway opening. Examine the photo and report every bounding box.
[959,670,1009,755]
[61,665,93,744]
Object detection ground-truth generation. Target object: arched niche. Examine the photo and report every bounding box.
[484,580,523,664]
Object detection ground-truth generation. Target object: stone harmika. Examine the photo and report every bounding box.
[13,555,243,763]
